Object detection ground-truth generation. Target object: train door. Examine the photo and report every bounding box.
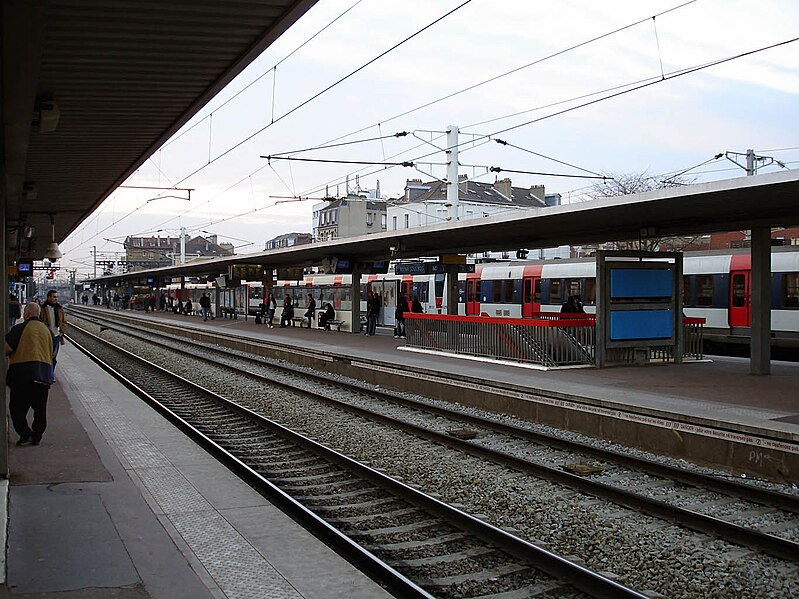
[729,270,751,327]
[465,277,480,315]
[371,279,397,326]
[521,276,540,318]
[521,265,543,318]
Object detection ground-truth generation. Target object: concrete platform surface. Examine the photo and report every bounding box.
[2,343,392,599]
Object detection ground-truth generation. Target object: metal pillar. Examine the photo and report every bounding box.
[180,227,186,264]
[445,264,459,316]
[750,227,771,374]
[1,195,8,475]
[446,125,459,222]
[351,267,361,333]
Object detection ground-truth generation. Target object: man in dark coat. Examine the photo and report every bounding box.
[6,303,54,445]
[39,289,67,376]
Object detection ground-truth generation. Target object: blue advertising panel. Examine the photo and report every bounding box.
[610,268,672,299]
[610,309,673,340]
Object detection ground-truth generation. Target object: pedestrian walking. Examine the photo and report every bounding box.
[6,302,54,446]
[39,289,66,378]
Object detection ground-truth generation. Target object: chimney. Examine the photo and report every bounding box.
[458,174,468,195]
[206,234,218,244]
[494,177,513,200]
[529,185,546,203]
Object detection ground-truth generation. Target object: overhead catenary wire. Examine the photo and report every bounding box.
[158,0,366,153]
[115,0,700,238]
[172,0,474,187]
[290,0,699,163]
[300,38,798,199]
[267,132,409,157]
[493,138,606,178]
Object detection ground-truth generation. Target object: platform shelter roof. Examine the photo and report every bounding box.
[88,170,799,284]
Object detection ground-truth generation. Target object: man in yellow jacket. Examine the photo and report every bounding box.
[6,303,54,446]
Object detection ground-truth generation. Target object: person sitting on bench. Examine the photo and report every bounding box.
[279,296,294,327]
[318,303,335,330]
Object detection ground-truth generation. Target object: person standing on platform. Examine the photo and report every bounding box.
[265,292,277,328]
[303,293,316,329]
[394,294,407,338]
[39,289,66,377]
[6,302,54,446]
[366,291,380,336]
[9,293,21,330]
[411,295,424,314]
[199,293,212,321]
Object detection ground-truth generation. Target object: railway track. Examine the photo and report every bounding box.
[69,308,799,564]
[68,321,645,599]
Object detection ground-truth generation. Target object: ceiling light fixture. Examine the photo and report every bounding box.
[44,214,62,260]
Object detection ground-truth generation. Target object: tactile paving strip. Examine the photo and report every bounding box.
[61,352,303,599]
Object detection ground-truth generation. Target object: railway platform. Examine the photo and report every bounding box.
[1,343,392,599]
[74,305,799,482]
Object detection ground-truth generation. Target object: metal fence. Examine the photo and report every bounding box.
[405,314,595,367]
[405,314,704,367]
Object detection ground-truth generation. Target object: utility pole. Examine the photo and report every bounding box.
[180,227,186,264]
[725,148,785,176]
[724,148,776,375]
[92,245,97,278]
[446,125,459,221]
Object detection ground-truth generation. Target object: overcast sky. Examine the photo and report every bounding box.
[61,0,799,276]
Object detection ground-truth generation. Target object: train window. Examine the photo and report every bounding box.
[534,279,542,303]
[467,281,475,303]
[493,281,502,303]
[783,273,799,308]
[683,276,692,307]
[523,279,532,304]
[435,274,445,301]
[696,275,714,307]
[550,279,562,305]
[731,274,746,307]
[503,279,514,303]
[584,278,596,305]
[565,279,581,300]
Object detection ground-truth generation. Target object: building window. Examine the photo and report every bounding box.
[404,214,409,229]
[367,213,373,227]
[392,216,397,230]
[381,214,387,228]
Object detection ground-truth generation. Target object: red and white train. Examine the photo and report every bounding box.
[169,248,799,346]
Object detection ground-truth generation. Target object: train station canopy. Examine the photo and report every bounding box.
[89,169,799,284]
[1,0,318,263]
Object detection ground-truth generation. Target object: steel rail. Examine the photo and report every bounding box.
[71,307,798,510]
[69,310,799,562]
[67,323,648,599]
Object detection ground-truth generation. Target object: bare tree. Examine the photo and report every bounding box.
[584,171,705,252]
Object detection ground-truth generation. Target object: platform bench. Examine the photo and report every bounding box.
[292,316,309,327]
[323,319,345,332]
